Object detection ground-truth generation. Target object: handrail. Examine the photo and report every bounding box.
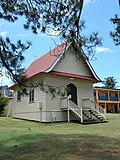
[82,98,106,119]
[60,98,83,123]
[60,98,106,123]
[68,100,83,123]
[69,100,80,109]
[90,99,105,114]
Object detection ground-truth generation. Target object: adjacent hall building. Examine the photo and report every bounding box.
[94,87,120,113]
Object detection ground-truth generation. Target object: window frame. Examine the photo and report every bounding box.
[17,90,21,102]
[29,89,35,103]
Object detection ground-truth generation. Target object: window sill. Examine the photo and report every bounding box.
[17,100,21,102]
[29,101,35,104]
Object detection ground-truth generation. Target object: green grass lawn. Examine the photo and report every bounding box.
[0,114,120,160]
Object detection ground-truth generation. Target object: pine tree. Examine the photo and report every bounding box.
[110,15,120,45]
[0,0,119,87]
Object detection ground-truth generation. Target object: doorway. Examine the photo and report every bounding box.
[67,83,78,105]
[114,105,118,113]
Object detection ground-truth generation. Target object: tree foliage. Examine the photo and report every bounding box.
[0,0,85,38]
[110,15,120,45]
[0,0,119,86]
[103,76,118,89]
[0,92,9,114]
[0,0,103,85]
[0,36,31,85]
[0,0,102,47]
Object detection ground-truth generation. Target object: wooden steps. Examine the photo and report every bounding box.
[82,120,108,125]
[60,98,107,124]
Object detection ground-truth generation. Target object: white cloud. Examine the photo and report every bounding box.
[47,30,60,36]
[93,82,104,88]
[84,0,93,5]
[96,47,114,53]
[0,69,13,86]
[0,75,12,86]
[46,29,61,36]
[0,31,8,38]
[17,34,26,38]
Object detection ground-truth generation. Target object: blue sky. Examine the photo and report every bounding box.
[0,0,120,87]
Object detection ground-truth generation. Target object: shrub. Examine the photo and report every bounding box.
[0,93,9,115]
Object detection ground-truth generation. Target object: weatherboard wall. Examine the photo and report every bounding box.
[12,73,93,122]
[12,84,47,122]
[52,45,92,78]
[44,74,93,122]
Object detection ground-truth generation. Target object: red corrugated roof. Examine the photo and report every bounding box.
[9,42,101,89]
[25,42,67,78]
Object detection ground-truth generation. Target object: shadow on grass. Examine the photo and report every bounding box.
[0,132,120,160]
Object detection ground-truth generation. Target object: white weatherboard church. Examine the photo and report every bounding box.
[11,42,106,123]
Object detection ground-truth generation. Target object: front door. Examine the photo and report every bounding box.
[67,83,77,105]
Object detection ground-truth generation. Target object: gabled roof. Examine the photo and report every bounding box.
[25,42,67,78]
[24,41,101,82]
